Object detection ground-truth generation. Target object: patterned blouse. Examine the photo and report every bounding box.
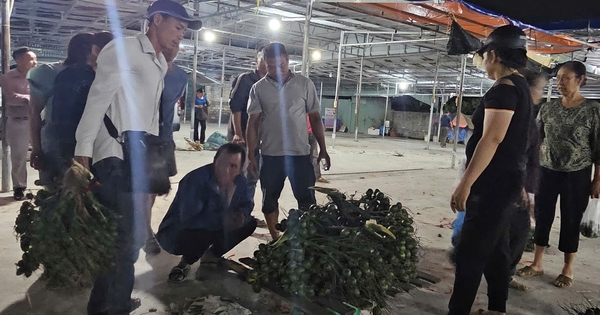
[538,98,600,172]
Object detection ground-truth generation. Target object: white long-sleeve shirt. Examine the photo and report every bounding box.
[74,34,168,164]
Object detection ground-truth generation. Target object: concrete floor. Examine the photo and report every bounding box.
[1,123,599,314]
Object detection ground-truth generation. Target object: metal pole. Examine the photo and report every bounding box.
[451,55,467,169]
[218,48,225,128]
[426,52,441,150]
[1,0,11,192]
[354,56,363,141]
[438,87,446,142]
[437,95,444,142]
[319,81,323,106]
[332,31,344,147]
[190,0,199,140]
[382,84,390,139]
[546,78,553,102]
[300,0,314,76]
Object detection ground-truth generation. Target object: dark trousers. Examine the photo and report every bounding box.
[508,207,531,281]
[534,166,591,253]
[260,155,316,214]
[449,170,522,315]
[88,158,148,315]
[176,219,257,264]
[194,119,207,143]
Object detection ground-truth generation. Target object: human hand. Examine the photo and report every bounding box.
[232,134,245,145]
[450,181,471,213]
[317,150,331,171]
[224,212,246,231]
[74,156,91,170]
[248,158,259,180]
[592,179,600,199]
[30,149,45,170]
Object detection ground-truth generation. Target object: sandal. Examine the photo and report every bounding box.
[143,235,162,256]
[553,274,573,288]
[509,279,529,291]
[168,264,191,282]
[130,297,142,312]
[516,265,544,278]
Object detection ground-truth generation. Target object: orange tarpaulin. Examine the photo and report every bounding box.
[355,2,591,54]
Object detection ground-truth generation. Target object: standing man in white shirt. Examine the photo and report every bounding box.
[73,1,201,314]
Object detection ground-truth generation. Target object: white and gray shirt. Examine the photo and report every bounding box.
[247,72,320,156]
[74,34,168,164]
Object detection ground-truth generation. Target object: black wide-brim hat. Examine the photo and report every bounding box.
[147,0,202,31]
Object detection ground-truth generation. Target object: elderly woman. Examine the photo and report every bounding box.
[449,25,533,315]
[518,61,600,288]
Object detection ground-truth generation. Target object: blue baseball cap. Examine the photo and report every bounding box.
[147,0,202,31]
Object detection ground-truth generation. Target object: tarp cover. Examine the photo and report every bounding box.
[458,0,600,30]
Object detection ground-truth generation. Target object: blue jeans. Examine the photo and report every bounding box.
[259,155,315,214]
[88,158,147,315]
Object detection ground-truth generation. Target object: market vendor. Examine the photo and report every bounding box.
[156,143,257,282]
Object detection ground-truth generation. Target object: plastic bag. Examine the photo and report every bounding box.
[447,20,482,55]
[203,131,228,151]
[183,295,252,315]
[580,199,600,238]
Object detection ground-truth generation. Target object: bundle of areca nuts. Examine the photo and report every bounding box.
[248,188,419,315]
[14,161,118,289]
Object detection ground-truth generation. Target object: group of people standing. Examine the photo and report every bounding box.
[4,0,330,313]
[448,25,600,315]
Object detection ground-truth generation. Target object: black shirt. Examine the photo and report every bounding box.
[466,74,533,172]
[229,70,263,137]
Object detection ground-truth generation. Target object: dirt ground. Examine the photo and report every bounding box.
[1,123,599,315]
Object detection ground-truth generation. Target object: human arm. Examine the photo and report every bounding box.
[232,112,245,144]
[591,105,600,198]
[246,85,262,179]
[73,42,121,169]
[29,95,45,169]
[224,177,253,231]
[246,113,261,179]
[230,74,249,144]
[1,74,30,106]
[451,83,517,212]
[305,79,330,169]
[308,112,330,170]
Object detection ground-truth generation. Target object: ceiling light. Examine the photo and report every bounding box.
[203,30,216,42]
[269,19,281,31]
[399,81,409,91]
[311,50,321,61]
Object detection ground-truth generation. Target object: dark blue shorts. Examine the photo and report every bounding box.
[259,155,316,214]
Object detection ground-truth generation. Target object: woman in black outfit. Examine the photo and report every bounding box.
[448,25,533,315]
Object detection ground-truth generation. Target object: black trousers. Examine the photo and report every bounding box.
[534,166,591,253]
[88,158,148,315]
[449,169,522,315]
[176,219,257,264]
[508,206,531,281]
[194,119,207,143]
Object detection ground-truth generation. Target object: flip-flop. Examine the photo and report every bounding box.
[516,265,544,278]
[130,298,142,312]
[553,274,573,288]
[509,279,529,291]
[168,264,191,282]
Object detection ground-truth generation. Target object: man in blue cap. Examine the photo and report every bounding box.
[73,1,200,314]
